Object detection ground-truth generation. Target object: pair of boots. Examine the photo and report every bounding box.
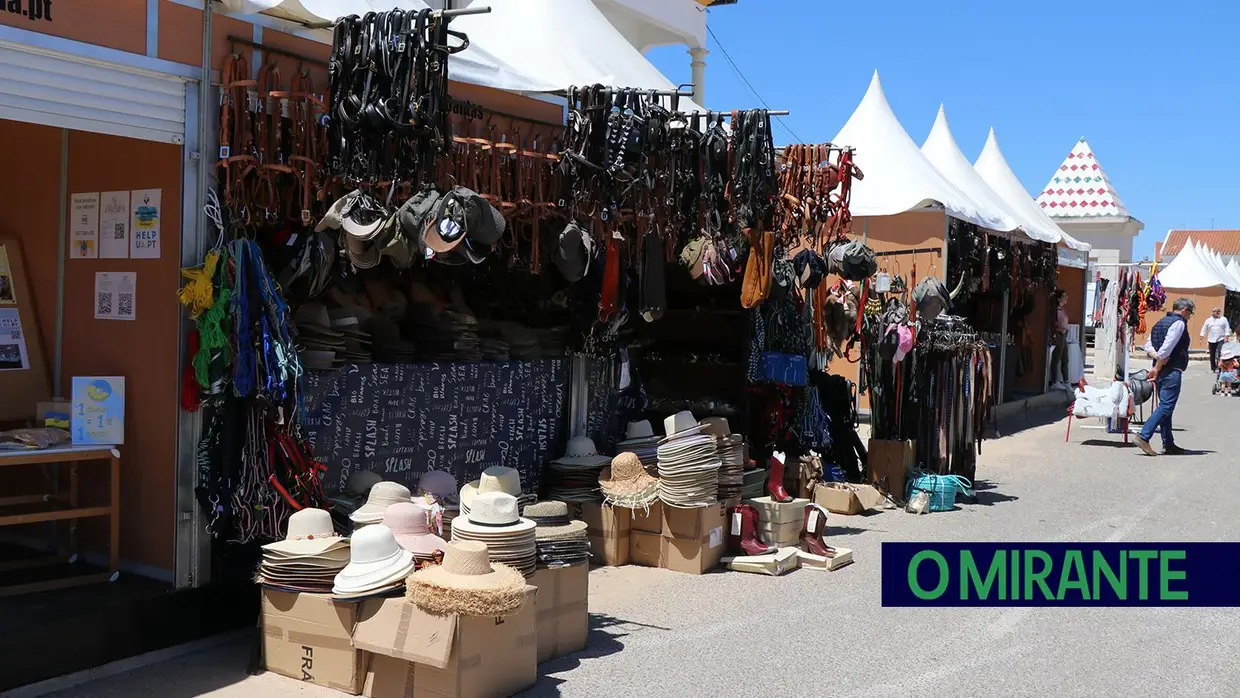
[799,503,835,557]
[727,504,777,556]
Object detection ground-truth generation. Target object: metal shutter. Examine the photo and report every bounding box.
[0,39,187,145]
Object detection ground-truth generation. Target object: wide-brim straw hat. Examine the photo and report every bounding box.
[407,541,528,617]
[599,452,659,507]
[459,466,523,511]
[262,508,347,557]
[351,481,413,523]
[522,501,588,541]
[551,436,612,469]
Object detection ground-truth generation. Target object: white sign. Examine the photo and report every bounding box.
[70,193,100,259]
[129,189,161,259]
[0,308,30,371]
[94,271,137,321]
[71,376,125,446]
[99,191,130,259]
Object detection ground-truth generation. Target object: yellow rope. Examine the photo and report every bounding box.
[178,249,220,319]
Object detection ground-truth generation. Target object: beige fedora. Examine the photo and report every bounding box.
[459,466,522,512]
[351,481,413,524]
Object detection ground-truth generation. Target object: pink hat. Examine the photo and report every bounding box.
[893,325,915,362]
[382,501,447,556]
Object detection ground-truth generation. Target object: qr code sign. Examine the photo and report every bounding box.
[97,293,112,316]
[114,223,126,240]
[118,293,134,317]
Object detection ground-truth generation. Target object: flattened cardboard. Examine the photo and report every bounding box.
[868,439,914,499]
[796,548,854,571]
[661,502,727,540]
[742,496,811,525]
[631,501,663,533]
[629,530,662,567]
[532,565,589,663]
[262,589,364,694]
[353,596,456,669]
[722,547,799,576]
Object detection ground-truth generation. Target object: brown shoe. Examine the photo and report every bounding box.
[1134,436,1158,456]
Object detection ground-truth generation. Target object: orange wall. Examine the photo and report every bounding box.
[1135,288,1226,352]
[1059,266,1086,326]
[0,121,61,350]
[0,0,146,54]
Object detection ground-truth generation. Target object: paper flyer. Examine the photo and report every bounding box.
[99,191,130,259]
[0,308,29,371]
[130,188,161,259]
[71,376,126,445]
[70,192,100,259]
[94,271,137,321]
[0,244,14,305]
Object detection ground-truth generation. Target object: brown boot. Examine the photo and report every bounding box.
[799,504,831,556]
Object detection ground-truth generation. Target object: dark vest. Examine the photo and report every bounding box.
[1150,313,1190,371]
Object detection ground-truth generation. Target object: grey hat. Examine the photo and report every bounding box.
[554,222,592,282]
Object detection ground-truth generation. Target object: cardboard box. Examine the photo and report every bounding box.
[742,496,810,525]
[661,533,724,575]
[722,547,799,576]
[661,502,727,540]
[630,530,662,567]
[572,503,631,566]
[756,519,802,547]
[813,483,863,515]
[262,590,364,694]
[631,501,663,534]
[532,565,589,663]
[868,439,914,499]
[354,587,538,698]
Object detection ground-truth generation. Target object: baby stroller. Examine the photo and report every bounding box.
[1212,342,1240,396]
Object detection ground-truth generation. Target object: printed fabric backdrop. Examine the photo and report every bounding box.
[303,360,570,495]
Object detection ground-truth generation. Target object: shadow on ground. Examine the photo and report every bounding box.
[966,479,1019,507]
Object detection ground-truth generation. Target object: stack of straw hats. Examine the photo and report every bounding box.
[545,437,611,503]
[656,411,721,508]
[615,420,660,474]
[700,417,746,501]
[598,452,659,509]
[332,524,415,600]
[459,466,533,517]
[522,501,589,568]
[259,509,348,593]
[450,492,537,578]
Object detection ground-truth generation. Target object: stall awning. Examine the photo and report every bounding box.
[830,73,1012,230]
[222,0,706,110]
[1157,238,1237,290]
[973,128,1091,253]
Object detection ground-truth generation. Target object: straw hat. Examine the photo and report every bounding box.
[661,410,705,443]
[406,541,527,617]
[599,452,659,508]
[262,508,346,557]
[617,420,657,444]
[351,481,412,524]
[332,524,414,595]
[551,436,611,469]
[383,501,448,556]
[459,466,522,511]
[698,417,732,438]
[521,501,587,541]
[450,492,536,537]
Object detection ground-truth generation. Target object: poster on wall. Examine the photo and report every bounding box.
[70,192,100,259]
[93,271,136,321]
[71,376,126,445]
[99,191,130,259]
[0,244,15,305]
[0,308,29,371]
[129,189,161,259]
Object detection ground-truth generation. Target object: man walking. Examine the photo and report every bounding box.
[1136,298,1195,456]
[1200,307,1231,371]
[1049,288,1071,389]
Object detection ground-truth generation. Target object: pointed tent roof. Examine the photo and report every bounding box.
[1228,259,1240,285]
[830,73,1010,229]
[973,129,1091,252]
[919,106,1047,240]
[1157,238,1238,290]
[1201,243,1240,288]
[1036,137,1131,218]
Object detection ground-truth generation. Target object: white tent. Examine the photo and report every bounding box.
[1228,259,1240,286]
[221,0,707,110]
[1157,238,1238,290]
[1200,243,1240,289]
[973,128,1091,253]
[919,106,1034,239]
[829,73,1011,229]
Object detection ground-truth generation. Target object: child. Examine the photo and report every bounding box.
[1218,355,1238,396]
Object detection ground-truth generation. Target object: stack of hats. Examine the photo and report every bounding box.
[522,501,590,568]
[421,186,507,266]
[599,452,659,510]
[384,501,448,568]
[656,411,721,508]
[332,524,415,600]
[545,437,612,503]
[418,469,458,535]
[615,420,660,475]
[328,470,383,519]
[259,508,348,593]
[450,492,537,578]
[328,307,372,364]
[741,466,766,499]
[409,305,482,361]
[406,540,527,617]
[368,315,419,363]
[350,481,412,529]
[700,417,746,501]
[294,303,347,371]
[459,466,532,518]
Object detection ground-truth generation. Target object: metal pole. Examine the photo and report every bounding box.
[998,288,1010,408]
[53,129,68,396]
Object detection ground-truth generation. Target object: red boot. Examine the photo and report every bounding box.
[767,452,792,503]
[740,505,776,556]
[799,504,832,556]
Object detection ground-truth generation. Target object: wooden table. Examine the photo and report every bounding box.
[0,445,120,596]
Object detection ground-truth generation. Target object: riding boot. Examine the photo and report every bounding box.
[738,505,776,556]
[799,504,831,556]
[767,453,792,503]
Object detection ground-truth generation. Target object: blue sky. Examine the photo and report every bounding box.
[646,0,1240,259]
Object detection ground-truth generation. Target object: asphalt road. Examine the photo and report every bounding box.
[32,364,1240,698]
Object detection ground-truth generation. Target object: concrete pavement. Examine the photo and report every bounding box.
[31,365,1240,698]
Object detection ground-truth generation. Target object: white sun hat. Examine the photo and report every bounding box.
[332,524,414,595]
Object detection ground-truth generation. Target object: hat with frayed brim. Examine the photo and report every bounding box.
[599,452,659,508]
[522,501,588,541]
[406,540,528,617]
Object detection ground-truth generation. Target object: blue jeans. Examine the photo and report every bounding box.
[1139,368,1182,446]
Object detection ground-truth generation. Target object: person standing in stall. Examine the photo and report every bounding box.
[1136,298,1195,456]
[1200,307,1231,371]
[1050,288,1071,390]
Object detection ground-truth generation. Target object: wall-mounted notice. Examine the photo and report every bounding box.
[99,191,130,259]
[70,192,100,259]
[71,376,126,446]
[0,244,14,305]
[0,308,29,371]
[129,188,161,259]
[94,271,137,321]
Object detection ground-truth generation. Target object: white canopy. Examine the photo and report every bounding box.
[1228,259,1240,285]
[919,106,1028,238]
[973,128,1091,252]
[1157,237,1238,290]
[1200,243,1240,289]
[830,73,1011,229]
[222,0,706,110]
